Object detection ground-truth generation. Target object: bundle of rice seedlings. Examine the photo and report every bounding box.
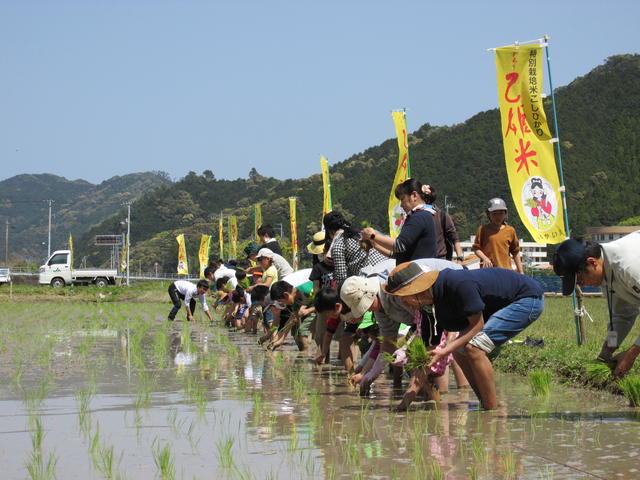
[406,337,431,372]
[584,360,613,386]
[528,370,552,396]
[618,376,640,407]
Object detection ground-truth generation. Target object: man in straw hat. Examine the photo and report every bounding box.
[383,263,544,410]
[340,258,462,395]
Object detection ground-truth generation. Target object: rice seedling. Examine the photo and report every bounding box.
[25,417,57,480]
[584,361,613,385]
[396,337,431,372]
[618,376,640,407]
[471,436,486,464]
[469,465,479,480]
[429,460,443,480]
[152,440,176,480]
[94,443,116,479]
[75,386,95,435]
[537,465,555,480]
[309,392,322,431]
[216,436,236,470]
[501,448,516,478]
[528,370,552,396]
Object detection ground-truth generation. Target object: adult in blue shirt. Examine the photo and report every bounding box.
[362,178,437,264]
[383,264,544,410]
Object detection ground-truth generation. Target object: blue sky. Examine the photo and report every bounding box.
[1,0,638,184]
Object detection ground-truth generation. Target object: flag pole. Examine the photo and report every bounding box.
[404,108,411,178]
[543,35,584,345]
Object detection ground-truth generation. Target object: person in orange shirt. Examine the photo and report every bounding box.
[472,198,524,274]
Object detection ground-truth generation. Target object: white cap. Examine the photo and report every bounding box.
[340,276,380,320]
[256,248,274,259]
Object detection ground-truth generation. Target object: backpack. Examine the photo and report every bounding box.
[439,210,454,261]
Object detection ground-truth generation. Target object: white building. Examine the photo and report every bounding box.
[586,226,640,243]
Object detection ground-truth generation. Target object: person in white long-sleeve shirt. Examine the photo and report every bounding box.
[554,231,640,377]
[168,279,214,322]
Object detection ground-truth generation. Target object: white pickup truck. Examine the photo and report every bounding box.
[39,250,118,287]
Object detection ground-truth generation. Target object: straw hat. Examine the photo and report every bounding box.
[382,262,439,296]
[306,231,326,255]
[340,276,380,319]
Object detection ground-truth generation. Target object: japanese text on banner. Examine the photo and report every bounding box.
[495,45,565,243]
[320,156,332,221]
[388,111,410,238]
[199,235,211,279]
[289,197,299,270]
[229,216,238,259]
[218,217,224,259]
[176,234,188,274]
[255,204,262,242]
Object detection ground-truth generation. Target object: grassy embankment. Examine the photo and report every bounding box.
[0,282,169,303]
[494,296,640,392]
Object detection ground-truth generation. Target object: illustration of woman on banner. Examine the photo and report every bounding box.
[525,177,555,230]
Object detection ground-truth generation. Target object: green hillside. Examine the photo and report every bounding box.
[73,54,640,273]
[0,172,172,265]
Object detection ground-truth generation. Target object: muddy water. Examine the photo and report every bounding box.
[1,308,639,479]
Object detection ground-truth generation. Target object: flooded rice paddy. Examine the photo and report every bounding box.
[1,302,639,479]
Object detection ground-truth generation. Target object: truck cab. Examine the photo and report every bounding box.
[39,250,72,287]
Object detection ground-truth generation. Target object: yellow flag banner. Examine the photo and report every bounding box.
[120,234,127,273]
[218,217,224,259]
[255,204,262,242]
[388,111,410,238]
[176,234,188,274]
[68,233,74,271]
[289,197,298,269]
[495,45,565,244]
[320,156,332,220]
[198,234,211,279]
[229,216,238,259]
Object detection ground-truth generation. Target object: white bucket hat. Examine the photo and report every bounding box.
[256,248,274,259]
[340,276,380,319]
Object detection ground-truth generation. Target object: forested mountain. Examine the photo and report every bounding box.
[46,55,640,272]
[0,172,172,264]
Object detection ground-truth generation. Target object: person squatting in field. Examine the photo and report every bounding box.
[382,262,544,410]
[167,279,214,323]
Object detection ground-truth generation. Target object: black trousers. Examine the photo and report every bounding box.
[168,283,196,320]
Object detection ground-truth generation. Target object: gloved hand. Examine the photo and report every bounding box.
[391,346,408,367]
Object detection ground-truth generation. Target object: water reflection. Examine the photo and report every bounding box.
[3,309,640,479]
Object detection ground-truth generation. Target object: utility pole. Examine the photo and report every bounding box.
[444,195,454,215]
[125,202,131,286]
[46,199,54,258]
[4,220,8,265]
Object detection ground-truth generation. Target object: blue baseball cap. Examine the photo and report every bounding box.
[553,239,587,295]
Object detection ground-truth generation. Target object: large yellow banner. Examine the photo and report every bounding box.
[120,234,127,273]
[388,111,410,238]
[176,234,188,274]
[495,45,565,243]
[289,197,298,269]
[255,204,262,242]
[320,156,332,221]
[198,234,211,279]
[68,233,74,271]
[229,216,238,259]
[218,217,224,259]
